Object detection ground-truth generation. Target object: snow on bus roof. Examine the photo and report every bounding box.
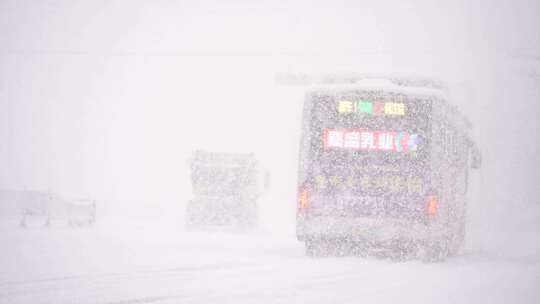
[306,78,447,99]
[306,77,472,130]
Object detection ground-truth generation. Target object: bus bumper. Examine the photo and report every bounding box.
[299,215,446,244]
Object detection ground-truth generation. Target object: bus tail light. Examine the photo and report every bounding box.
[299,189,309,209]
[427,195,438,217]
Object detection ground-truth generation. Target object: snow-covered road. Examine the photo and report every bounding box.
[1,222,539,304]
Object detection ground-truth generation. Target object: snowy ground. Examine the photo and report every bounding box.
[1,218,539,304]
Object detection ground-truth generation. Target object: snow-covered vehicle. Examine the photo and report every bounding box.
[12,191,97,228]
[186,150,261,229]
[296,76,481,260]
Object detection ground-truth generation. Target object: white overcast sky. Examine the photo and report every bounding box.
[0,0,539,217]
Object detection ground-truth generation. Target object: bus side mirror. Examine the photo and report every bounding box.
[470,142,482,169]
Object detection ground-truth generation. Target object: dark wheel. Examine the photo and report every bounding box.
[238,203,258,229]
[449,218,466,257]
[385,240,416,262]
[305,238,351,257]
[421,240,449,263]
[305,239,329,257]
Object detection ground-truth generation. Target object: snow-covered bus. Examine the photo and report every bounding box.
[296,77,481,260]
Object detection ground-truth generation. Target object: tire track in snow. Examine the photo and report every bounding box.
[0,261,282,304]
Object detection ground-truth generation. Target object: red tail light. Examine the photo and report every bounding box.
[427,195,438,217]
[299,189,309,209]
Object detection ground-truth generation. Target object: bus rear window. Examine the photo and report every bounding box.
[309,92,431,163]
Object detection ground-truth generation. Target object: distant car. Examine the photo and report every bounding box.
[16,191,96,228]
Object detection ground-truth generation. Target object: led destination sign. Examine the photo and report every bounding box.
[338,100,406,116]
[324,129,419,152]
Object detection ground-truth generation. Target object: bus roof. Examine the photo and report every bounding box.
[306,78,447,100]
[305,77,472,130]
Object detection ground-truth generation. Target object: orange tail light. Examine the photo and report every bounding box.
[299,189,309,209]
[427,195,438,216]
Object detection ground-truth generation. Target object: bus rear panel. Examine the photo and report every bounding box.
[297,90,442,247]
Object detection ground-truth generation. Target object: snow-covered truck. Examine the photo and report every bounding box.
[295,76,481,260]
[186,150,261,228]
